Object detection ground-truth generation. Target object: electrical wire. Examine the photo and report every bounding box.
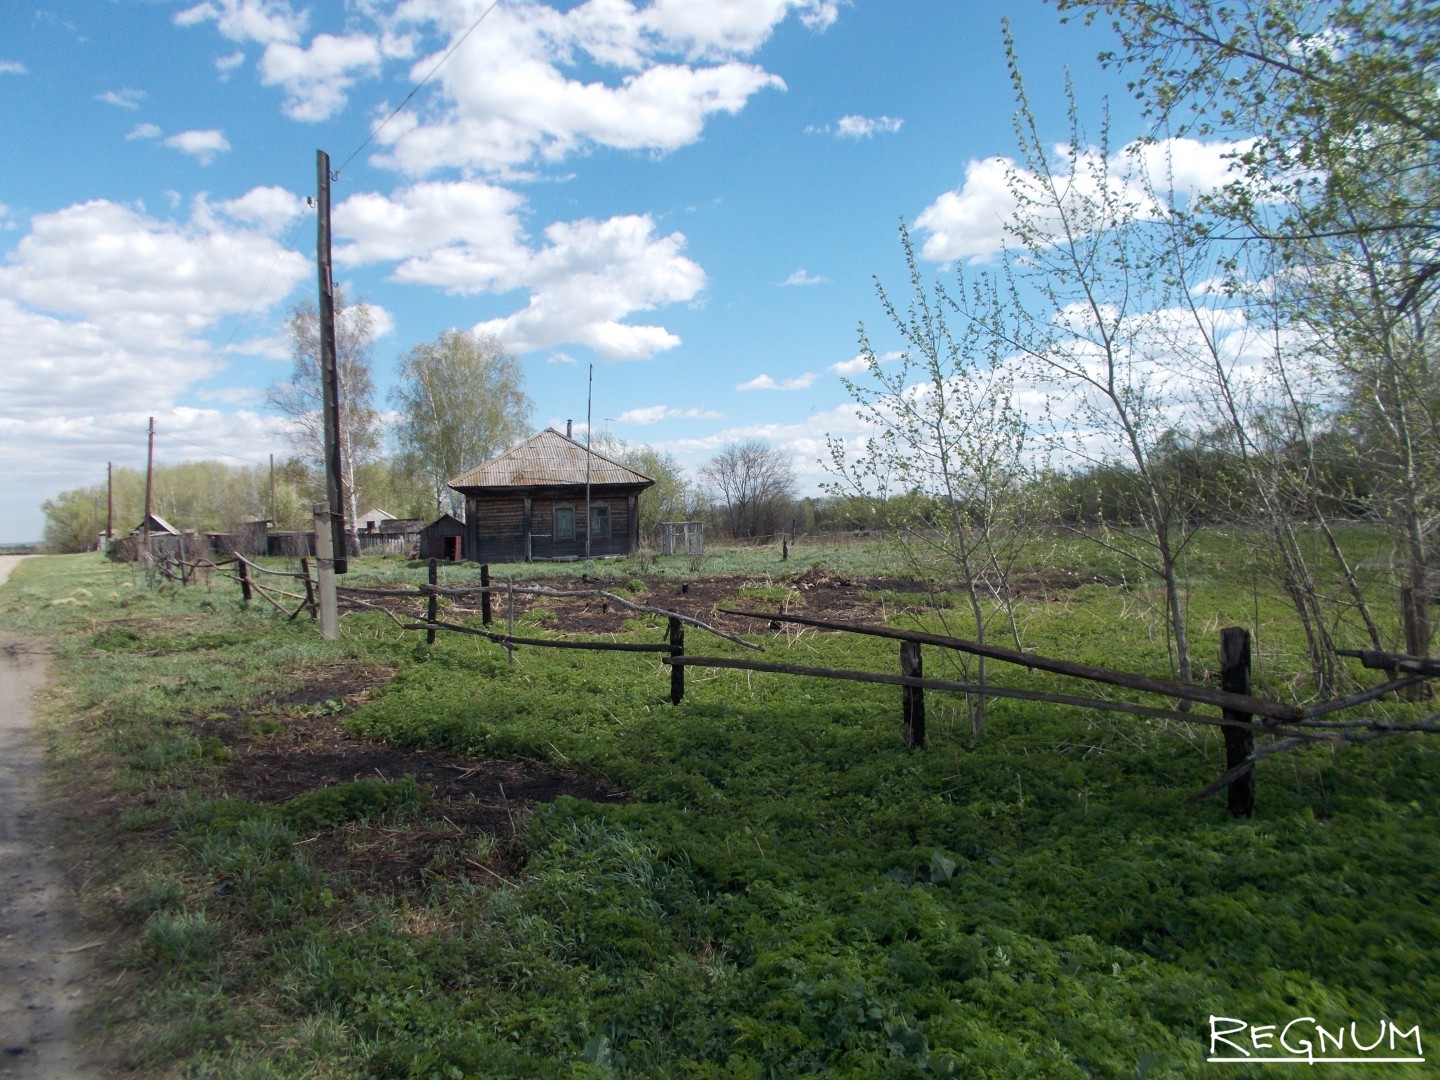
[332,0,503,180]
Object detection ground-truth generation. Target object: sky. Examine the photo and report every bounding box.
[0,0,1227,543]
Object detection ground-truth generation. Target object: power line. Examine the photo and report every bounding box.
[332,0,503,180]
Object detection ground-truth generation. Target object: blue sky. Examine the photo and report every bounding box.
[0,0,1210,543]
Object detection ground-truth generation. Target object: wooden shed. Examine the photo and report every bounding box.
[419,513,466,561]
[448,428,654,563]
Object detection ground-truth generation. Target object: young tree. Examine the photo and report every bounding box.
[268,292,383,542]
[827,223,1034,730]
[970,56,1206,683]
[1059,0,1440,658]
[390,329,532,516]
[701,440,797,539]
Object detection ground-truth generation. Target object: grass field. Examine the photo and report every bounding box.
[0,538,1435,1078]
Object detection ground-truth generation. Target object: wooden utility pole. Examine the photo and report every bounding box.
[142,416,155,559]
[105,461,113,550]
[315,149,348,576]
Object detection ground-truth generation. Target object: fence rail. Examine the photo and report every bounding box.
[220,558,1440,817]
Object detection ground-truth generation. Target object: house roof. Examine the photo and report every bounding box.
[357,508,396,523]
[134,512,181,535]
[449,428,655,491]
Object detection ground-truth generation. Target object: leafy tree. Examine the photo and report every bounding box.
[268,292,384,542]
[390,329,532,517]
[701,440,797,540]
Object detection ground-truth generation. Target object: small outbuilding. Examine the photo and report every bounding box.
[419,513,467,561]
[449,428,654,563]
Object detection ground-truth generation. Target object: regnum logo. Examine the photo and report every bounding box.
[1208,1016,1425,1065]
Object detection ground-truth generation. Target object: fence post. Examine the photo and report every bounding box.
[427,558,438,645]
[668,616,685,705]
[901,640,925,748]
[300,557,317,620]
[238,559,252,604]
[1220,626,1255,818]
[481,563,492,626]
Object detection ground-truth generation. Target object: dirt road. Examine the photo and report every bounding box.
[0,556,96,1076]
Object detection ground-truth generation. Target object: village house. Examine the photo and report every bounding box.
[448,427,654,562]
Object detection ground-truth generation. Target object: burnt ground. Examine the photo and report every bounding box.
[197,565,1085,892]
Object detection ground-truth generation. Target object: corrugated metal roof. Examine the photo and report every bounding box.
[449,428,655,490]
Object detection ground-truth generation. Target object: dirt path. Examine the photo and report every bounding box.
[0,556,96,1077]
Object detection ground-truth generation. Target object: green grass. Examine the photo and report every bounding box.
[1,546,1436,1078]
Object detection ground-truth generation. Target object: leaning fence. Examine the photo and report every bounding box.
[218,557,1440,817]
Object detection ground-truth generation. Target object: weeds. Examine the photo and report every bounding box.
[1,549,1436,1077]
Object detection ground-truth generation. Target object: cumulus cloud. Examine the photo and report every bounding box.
[259,32,385,121]
[126,122,163,141]
[780,268,827,286]
[333,181,704,360]
[737,372,818,391]
[175,0,305,46]
[915,137,1251,264]
[0,194,308,356]
[372,0,812,175]
[0,60,28,75]
[164,129,232,164]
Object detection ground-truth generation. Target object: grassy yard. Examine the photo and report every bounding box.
[1,540,1435,1078]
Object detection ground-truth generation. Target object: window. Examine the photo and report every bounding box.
[554,505,575,540]
[589,503,611,540]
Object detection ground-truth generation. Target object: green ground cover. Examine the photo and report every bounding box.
[0,543,1435,1078]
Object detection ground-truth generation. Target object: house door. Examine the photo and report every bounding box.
[446,535,462,561]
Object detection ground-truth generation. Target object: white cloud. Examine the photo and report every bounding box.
[96,88,146,109]
[373,1,803,176]
[259,32,384,121]
[916,137,1252,264]
[836,114,903,138]
[164,129,232,164]
[0,195,308,338]
[216,50,247,77]
[615,404,723,425]
[0,60,28,75]
[127,123,162,141]
[213,186,308,234]
[737,372,818,391]
[334,181,704,361]
[175,0,305,46]
[780,268,827,286]
[830,350,900,377]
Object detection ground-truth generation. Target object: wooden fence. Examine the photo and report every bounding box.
[222,558,1440,817]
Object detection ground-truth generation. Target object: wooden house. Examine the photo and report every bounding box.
[419,513,466,561]
[448,428,654,563]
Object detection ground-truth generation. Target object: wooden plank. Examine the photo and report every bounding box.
[668,616,684,705]
[403,619,673,652]
[664,656,1325,738]
[719,607,1301,721]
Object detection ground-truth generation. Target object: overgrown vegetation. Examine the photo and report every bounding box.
[1,545,1435,1077]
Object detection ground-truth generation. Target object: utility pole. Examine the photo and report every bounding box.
[314,149,344,637]
[315,149,348,576]
[142,416,155,560]
[585,364,593,562]
[269,453,277,526]
[105,461,113,551]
